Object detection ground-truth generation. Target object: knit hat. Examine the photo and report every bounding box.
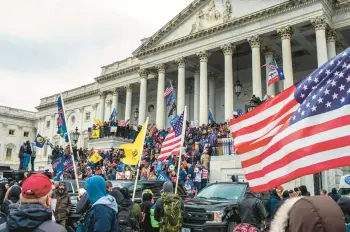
[21,174,51,199]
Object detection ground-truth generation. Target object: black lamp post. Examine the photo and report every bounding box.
[234,80,242,97]
[134,108,139,121]
[70,127,80,146]
[245,95,262,113]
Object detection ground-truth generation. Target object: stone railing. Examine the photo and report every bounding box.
[0,106,36,120]
[102,57,140,75]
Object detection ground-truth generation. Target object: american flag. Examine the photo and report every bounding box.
[164,81,174,97]
[230,47,350,192]
[158,112,184,161]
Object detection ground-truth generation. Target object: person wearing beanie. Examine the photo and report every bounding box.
[0,174,66,232]
[52,182,71,228]
[270,196,345,232]
[118,187,142,231]
[140,189,158,232]
[81,175,118,232]
[0,185,21,216]
[337,196,350,231]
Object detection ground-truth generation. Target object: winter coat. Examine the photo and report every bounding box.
[1,186,21,216]
[119,199,142,231]
[329,187,341,203]
[267,194,281,217]
[140,201,153,232]
[270,196,345,232]
[200,153,210,170]
[0,203,66,232]
[53,190,71,221]
[238,192,267,230]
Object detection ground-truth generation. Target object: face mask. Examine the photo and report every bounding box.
[58,189,65,194]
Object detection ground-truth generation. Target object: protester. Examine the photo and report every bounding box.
[0,185,21,216]
[80,175,118,232]
[270,196,345,232]
[238,190,267,231]
[30,142,37,171]
[52,182,71,228]
[0,174,66,232]
[267,189,281,218]
[299,185,310,196]
[22,141,32,171]
[119,187,142,231]
[154,181,184,232]
[320,189,328,196]
[140,189,158,232]
[329,187,341,202]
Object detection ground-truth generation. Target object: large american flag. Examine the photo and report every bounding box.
[164,81,174,97]
[158,112,184,161]
[230,47,350,192]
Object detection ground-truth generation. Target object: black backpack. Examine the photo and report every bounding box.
[118,203,137,232]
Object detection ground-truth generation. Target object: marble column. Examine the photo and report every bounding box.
[193,66,200,125]
[208,72,216,118]
[262,46,276,96]
[138,69,148,125]
[112,88,119,115]
[277,26,294,89]
[197,51,210,125]
[106,99,113,118]
[248,35,262,99]
[326,29,337,59]
[156,64,166,129]
[221,43,235,120]
[51,114,56,140]
[79,107,84,148]
[124,84,133,121]
[175,57,186,114]
[99,92,106,122]
[311,15,328,67]
[92,104,98,122]
[336,41,346,55]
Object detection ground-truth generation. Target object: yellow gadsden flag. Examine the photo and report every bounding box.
[120,120,148,165]
[89,152,102,163]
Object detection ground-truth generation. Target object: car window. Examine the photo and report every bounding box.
[196,184,246,201]
[65,182,74,193]
[128,183,142,192]
[142,183,163,196]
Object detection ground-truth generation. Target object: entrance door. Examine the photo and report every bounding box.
[313,173,322,195]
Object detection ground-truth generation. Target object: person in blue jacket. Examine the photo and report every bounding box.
[81,175,118,232]
[267,189,281,219]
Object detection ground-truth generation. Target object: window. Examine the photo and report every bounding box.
[8,130,15,136]
[6,148,12,160]
[71,116,76,124]
[46,121,51,129]
[23,132,29,137]
[85,112,91,121]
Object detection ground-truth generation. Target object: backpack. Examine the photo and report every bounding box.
[150,205,159,228]
[118,203,136,232]
[161,193,182,232]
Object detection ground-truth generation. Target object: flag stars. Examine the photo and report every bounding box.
[326,69,331,75]
[312,94,317,100]
[347,64,350,69]
[326,101,332,108]
[330,60,335,66]
[335,71,339,77]
[339,84,345,91]
[342,62,348,69]
[339,72,344,78]
[303,85,308,91]
[332,93,338,99]
[311,105,317,112]
[314,77,319,83]
[317,97,324,103]
[324,89,330,95]
[347,88,350,94]
[312,86,316,90]
[307,76,312,82]
[327,79,332,84]
[306,102,310,108]
[298,108,301,113]
[342,51,348,57]
[319,69,323,74]
[331,80,337,87]
[300,93,305,98]
[346,76,350,82]
[338,60,342,65]
[301,111,305,116]
[340,97,345,103]
[293,115,296,120]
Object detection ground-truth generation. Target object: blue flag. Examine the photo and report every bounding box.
[34,134,46,148]
[110,108,117,121]
[63,156,74,171]
[167,92,175,106]
[157,172,171,182]
[208,109,215,124]
[117,162,125,172]
[170,115,179,127]
[52,153,64,181]
[57,96,69,142]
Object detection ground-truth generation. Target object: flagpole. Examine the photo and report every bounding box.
[175,106,187,194]
[59,94,81,197]
[132,117,149,201]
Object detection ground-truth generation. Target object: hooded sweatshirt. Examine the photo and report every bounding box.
[83,176,118,232]
[1,186,21,216]
[270,196,345,232]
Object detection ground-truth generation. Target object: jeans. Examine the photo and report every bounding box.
[201,179,208,189]
[18,157,23,170]
[22,153,31,171]
[195,181,201,193]
[31,156,35,171]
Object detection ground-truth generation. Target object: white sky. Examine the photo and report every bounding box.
[0,0,192,111]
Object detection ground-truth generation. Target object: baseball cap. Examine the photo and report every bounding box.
[21,174,52,199]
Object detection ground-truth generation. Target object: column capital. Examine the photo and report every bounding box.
[92,103,98,110]
[247,35,262,48]
[221,43,236,56]
[174,57,187,68]
[191,65,200,74]
[326,28,337,42]
[51,113,56,119]
[277,26,293,40]
[99,91,106,99]
[138,69,148,79]
[197,51,211,62]
[310,14,328,31]
[156,63,166,73]
[262,45,274,57]
[112,88,119,95]
[79,107,84,113]
[336,41,345,50]
[124,83,133,91]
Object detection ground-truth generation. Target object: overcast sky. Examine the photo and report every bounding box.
[0,0,191,111]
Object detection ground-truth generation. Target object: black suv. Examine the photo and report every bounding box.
[182,182,248,232]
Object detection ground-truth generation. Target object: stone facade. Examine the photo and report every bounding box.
[2,0,350,193]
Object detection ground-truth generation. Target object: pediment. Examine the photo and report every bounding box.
[133,0,289,56]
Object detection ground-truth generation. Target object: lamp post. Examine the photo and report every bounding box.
[234,79,242,97]
[245,95,262,113]
[70,127,80,147]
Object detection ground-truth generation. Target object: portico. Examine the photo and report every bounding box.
[33,0,350,194]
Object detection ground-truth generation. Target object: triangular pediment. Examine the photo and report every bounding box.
[133,0,289,56]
